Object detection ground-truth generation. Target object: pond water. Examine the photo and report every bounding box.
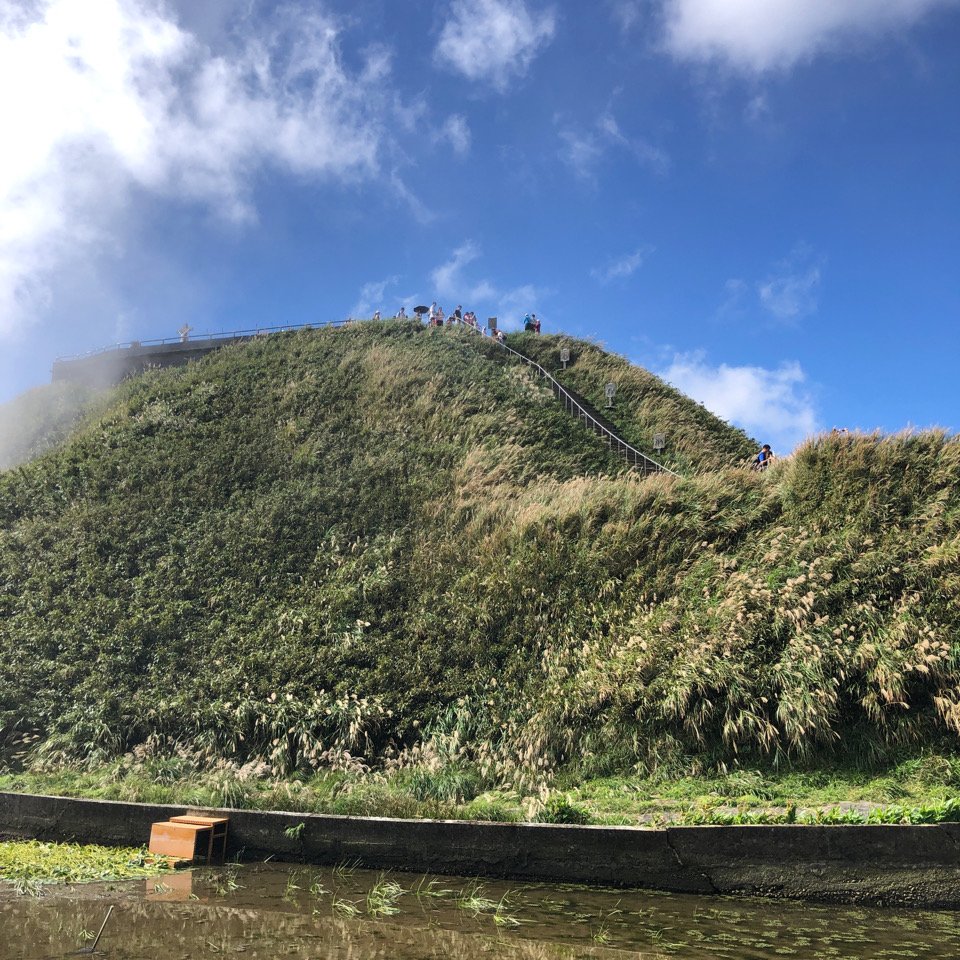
[2,863,958,959]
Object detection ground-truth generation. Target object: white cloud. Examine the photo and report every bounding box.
[659,351,819,452]
[720,247,824,324]
[388,171,436,224]
[591,246,653,284]
[495,283,548,327]
[435,0,556,92]
[431,242,497,303]
[0,0,399,338]
[744,93,770,122]
[558,129,605,180]
[429,242,547,327]
[661,0,960,72]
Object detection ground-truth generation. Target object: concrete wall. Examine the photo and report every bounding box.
[51,337,252,388]
[2,792,959,907]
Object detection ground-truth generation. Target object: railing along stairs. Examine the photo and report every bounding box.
[458,321,677,477]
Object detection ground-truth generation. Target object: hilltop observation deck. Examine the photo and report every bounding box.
[51,320,348,388]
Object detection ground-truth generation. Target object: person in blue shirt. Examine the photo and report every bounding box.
[753,444,774,471]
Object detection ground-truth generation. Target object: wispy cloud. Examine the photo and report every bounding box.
[435,0,556,92]
[0,0,406,338]
[720,247,824,324]
[559,110,669,181]
[439,114,472,156]
[660,0,960,73]
[757,247,823,322]
[591,246,654,284]
[658,351,820,452]
[388,171,436,224]
[352,276,400,318]
[431,242,497,303]
[558,129,605,181]
[608,0,646,32]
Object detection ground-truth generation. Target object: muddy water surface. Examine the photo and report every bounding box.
[2,863,959,959]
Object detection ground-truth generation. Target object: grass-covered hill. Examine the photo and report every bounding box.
[0,321,958,800]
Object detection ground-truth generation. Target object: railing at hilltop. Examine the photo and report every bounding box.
[53,319,352,363]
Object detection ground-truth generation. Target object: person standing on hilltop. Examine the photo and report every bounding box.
[753,444,774,471]
[428,301,438,324]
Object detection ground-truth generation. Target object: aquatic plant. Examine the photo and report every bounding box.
[365,874,406,916]
[0,840,173,894]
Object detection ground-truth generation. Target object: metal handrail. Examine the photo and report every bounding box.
[53,318,353,363]
[457,321,677,477]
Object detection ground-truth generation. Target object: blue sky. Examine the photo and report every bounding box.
[1,0,958,452]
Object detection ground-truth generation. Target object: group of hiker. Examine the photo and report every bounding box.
[367,302,542,336]
[416,303,542,334]
[423,303,477,328]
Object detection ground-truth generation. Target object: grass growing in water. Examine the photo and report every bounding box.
[0,840,174,894]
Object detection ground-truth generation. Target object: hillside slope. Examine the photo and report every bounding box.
[0,322,958,786]
[507,333,757,472]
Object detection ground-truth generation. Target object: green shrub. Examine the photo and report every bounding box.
[537,796,592,825]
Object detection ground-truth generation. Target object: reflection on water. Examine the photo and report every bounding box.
[2,863,959,959]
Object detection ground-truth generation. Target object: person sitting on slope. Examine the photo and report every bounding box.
[752,444,774,471]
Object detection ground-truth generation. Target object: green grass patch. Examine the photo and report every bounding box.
[5,751,960,828]
[0,839,174,895]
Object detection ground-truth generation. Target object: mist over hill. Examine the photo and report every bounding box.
[0,381,102,472]
[0,321,957,787]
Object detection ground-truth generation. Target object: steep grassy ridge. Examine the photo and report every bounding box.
[507,333,757,472]
[0,322,958,792]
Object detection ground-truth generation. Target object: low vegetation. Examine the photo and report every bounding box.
[0,840,173,895]
[0,321,958,817]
